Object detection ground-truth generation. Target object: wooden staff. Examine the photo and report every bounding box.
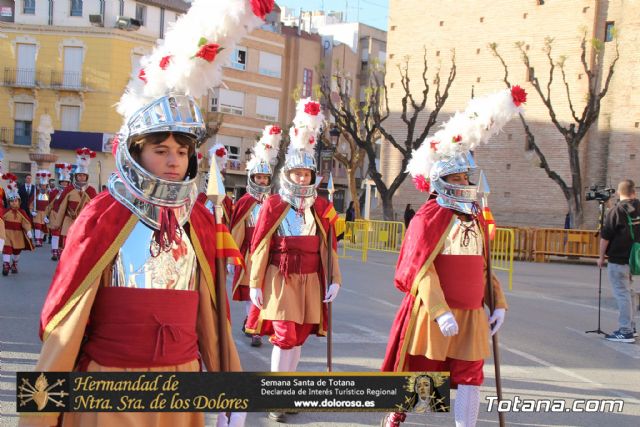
[207,156,230,370]
[326,173,335,372]
[478,171,505,427]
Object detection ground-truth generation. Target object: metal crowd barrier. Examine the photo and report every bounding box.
[492,227,515,290]
[339,219,406,263]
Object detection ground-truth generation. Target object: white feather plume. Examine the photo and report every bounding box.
[407,87,525,182]
[209,143,228,171]
[247,125,282,171]
[117,0,267,122]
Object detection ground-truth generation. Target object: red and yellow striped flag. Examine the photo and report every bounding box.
[215,223,245,267]
[322,204,339,226]
[483,206,496,241]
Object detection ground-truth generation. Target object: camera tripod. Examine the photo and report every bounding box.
[586,200,607,335]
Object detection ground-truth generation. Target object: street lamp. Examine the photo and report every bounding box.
[329,126,340,150]
[244,148,252,163]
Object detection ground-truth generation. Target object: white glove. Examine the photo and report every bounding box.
[26,230,33,239]
[31,211,38,217]
[226,264,234,275]
[43,216,50,224]
[249,288,263,309]
[323,283,340,302]
[488,308,506,336]
[436,311,459,337]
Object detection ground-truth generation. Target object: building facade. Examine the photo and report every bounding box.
[383,0,639,227]
[0,0,188,187]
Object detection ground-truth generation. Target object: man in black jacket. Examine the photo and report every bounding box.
[18,174,35,219]
[598,179,640,343]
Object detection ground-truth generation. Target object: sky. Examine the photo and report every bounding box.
[276,0,389,30]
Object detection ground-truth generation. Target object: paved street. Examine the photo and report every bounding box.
[2,245,639,426]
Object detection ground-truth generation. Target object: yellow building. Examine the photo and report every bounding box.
[0,0,188,186]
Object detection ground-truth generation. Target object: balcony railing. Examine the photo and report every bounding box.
[0,127,34,147]
[50,71,88,91]
[3,68,42,88]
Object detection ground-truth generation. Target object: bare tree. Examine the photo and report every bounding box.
[489,31,619,227]
[321,48,456,220]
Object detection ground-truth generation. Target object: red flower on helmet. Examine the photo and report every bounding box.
[215,147,227,158]
[159,55,172,70]
[413,175,431,193]
[511,85,527,107]
[304,101,321,116]
[111,135,120,157]
[264,144,272,149]
[429,140,440,151]
[269,125,282,135]
[452,135,462,143]
[195,43,221,63]
[197,152,203,160]
[250,0,275,20]
[138,68,147,83]
[309,136,315,144]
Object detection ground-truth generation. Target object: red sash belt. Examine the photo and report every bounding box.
[433,255,485,309]
[270,235,320,277]
[82,287,199,368]
[4,221,24,231]
[36,200,48,210]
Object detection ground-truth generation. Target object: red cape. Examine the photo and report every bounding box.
[229,193,257,233]
[40,192,223,340]
[196,193,233,225]
[381,199,454,371]
[250,195,337,253]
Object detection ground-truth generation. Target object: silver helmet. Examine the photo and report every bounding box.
[430,152,478,214]
[247,160,272,202]
[279,149,317,211]
[109,94,205,229]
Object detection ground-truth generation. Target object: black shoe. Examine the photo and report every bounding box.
[268,412,285,422]
[242,317,252,337]
[250,335,262,347]
[633,328,638,338]
[605,329,635,343]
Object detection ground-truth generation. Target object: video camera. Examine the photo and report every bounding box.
[585,185,615,203]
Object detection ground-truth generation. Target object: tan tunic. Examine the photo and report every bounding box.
[406,218,508,361]
[20,259,241,427]
[230,214,251,288]
[51,189,92,236]
[0,216,5,242]
[249,208,341,324]
[2,209,31,249]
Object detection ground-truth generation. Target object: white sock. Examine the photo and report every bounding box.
[289,346,302,371]
[271,346,293,372]
[455,385,480,427]
[3,254,10,263]
[215,412,228,427]
[51,236,59,250]
[12,254,20,263]
[228,412,246,427]
[35,229,43,240]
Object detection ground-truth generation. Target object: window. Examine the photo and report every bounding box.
[9,162,32,182]
[135,3,147,26]
[210,88,244,115]
[16,43,36,86]
[231,46,247,71]
[60,105,81,131]
[70,0,83,17]
[256,96,279,122]
[23,0,35,14]
[605,21,615,42]
[302,68,313,97]
[63,46,83,88]
[14,102,34,146]
[258,51,281,78]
